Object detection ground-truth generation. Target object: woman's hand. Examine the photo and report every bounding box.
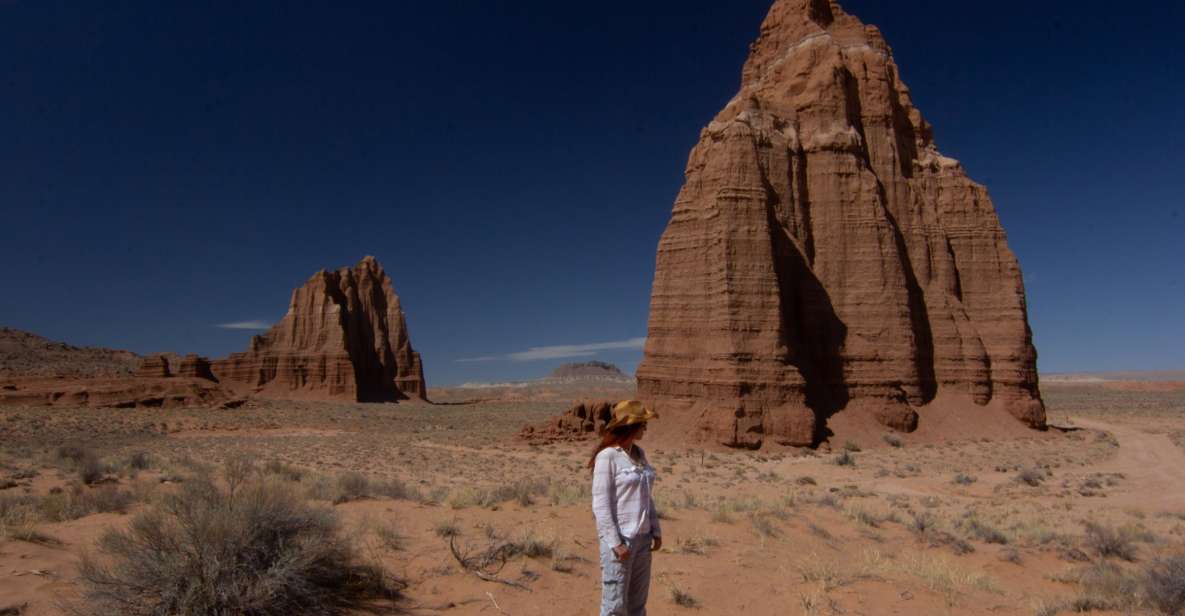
[651,536,663,552]
[613,543,630,561]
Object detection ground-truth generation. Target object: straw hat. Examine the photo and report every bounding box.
[604,400,657,431]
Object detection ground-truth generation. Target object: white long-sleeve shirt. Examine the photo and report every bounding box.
[591,445,661,550]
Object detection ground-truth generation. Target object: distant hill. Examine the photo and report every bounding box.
[0,327,141,378]
[547,361,628,380]
[1043,370,1185,383]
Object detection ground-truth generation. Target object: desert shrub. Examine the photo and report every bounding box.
[222,455,256,496]
[75,478,400,615]
[669,584,699,608]
[1016,467,1045,487]
[911,514,974,555]
[833,451,855,467]
[677,535,719,555]
[1068,560,1141,611]
[796,476,817,486]
[882,434,904,448]
[1084,521,1138,561]
[373,478,418,501]
[127,452,151,471]
[710,505,735,524]
[547,481,586,506]
[842,441,861,453]
[750,512,781,538]
[964,517,1009,545]
[78,454,107,486]
[812,493,842,509]
[953,473,977,486]
[263,459,304,482]
[1144,554,1185,615]
[434,518,461,538]
[334,472,371,503]
[506,530,554,558]
[56,445,90,464]
[39,485,134,522]
[0,494,55,545]
[374,523,404,552]
[463,479,549,508]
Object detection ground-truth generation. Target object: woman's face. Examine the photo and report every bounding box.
[634,423,647,442]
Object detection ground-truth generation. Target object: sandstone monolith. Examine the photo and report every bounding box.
[637,0,1043,448]
[213,257,426,402]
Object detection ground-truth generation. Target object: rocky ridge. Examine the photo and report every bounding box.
[0,328,140,378]
[636,0,1044,448]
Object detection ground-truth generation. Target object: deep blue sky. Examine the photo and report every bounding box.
[2,1,1182,385]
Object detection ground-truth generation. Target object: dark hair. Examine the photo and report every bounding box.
[586,423,646,472]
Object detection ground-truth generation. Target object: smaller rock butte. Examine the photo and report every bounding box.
[212,256,427,402]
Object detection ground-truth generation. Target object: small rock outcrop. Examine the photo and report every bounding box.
[175,354,217,381]
[135,355,172,378]
[636,0,1044,448]
[213,257,427,402]
[520,400,614,443]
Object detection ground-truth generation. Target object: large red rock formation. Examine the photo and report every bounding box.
[213,257,426,402]
[637,0,1043,448]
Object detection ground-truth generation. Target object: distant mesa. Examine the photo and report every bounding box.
[546,361,629,380]
[212,256,427,402]
[636,0,1044,448]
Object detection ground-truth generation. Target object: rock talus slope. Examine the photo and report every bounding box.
[636,0,1043,448]
[213,257,426,402]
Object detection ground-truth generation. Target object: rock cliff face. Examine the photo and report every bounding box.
[637,0,1043,448]
[213,257,426,402]
[175,354,217,381]
[135,355,172,378]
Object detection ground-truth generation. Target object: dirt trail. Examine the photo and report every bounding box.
[1073,418,1185,512]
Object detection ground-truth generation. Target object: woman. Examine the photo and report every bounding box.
[590,400,662,616]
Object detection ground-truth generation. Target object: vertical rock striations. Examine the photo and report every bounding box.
[213,257,427,402]
[637,0,1043,448]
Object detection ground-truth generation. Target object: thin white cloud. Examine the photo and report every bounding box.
[458,337,646,363]
[214,320,272,330]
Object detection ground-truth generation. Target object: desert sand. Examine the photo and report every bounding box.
[2,378,1184,615]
